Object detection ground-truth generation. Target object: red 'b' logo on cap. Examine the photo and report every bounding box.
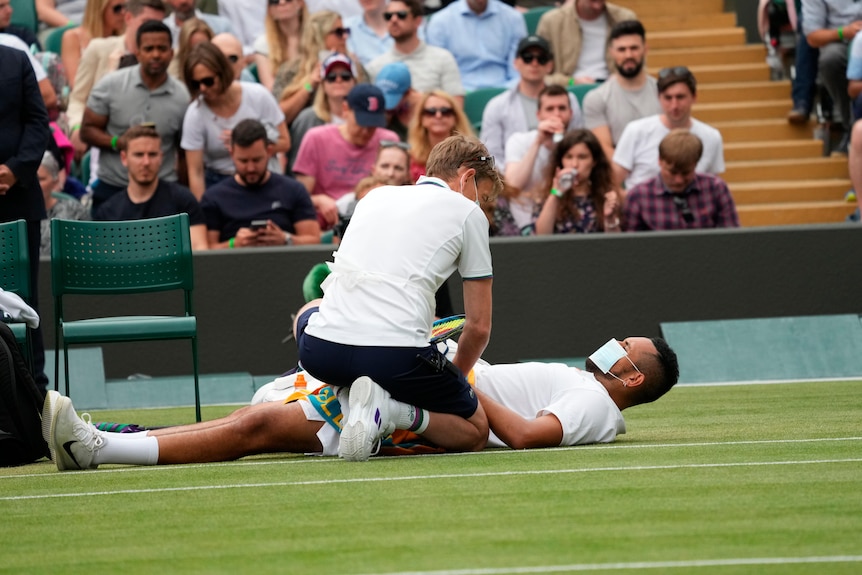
[367,97,379,112]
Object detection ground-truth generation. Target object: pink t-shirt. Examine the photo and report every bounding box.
[292,124,401,201]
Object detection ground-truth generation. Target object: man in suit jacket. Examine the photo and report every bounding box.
[0,44,51,393]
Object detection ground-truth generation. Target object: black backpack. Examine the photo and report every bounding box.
[0,322,49,466]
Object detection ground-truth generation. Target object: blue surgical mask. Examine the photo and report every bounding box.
[588,339,627,374]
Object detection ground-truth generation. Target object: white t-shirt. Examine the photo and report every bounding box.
[505,129,551,194]
[306,177,493,347]
[574,13,609,81]
[474,361,625,448]
[613,114,725,189]
[0,34,47,81]
[181,82,285,175]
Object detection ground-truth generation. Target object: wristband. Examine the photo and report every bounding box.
[228,237,236,249]
[303,82,313,93]
[110,135,119,151]
[550,188,564,198]
[839,27,845,41]
[71,123,81,133]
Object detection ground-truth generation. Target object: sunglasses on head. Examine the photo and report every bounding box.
[383,10,409,21]
[380,140,410,151]
[520,53,549,65]
[267,0,294,5]
[329,27,350,38]
[325,71,353,82]
[189,76,216,90]
[658,66,691,79]
[111,3,126,13]
[422,107,454,117]
[475,155,495,170]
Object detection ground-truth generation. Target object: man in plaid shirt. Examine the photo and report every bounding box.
[623,130,739,231]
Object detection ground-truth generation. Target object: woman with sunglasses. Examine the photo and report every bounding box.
[169,18,214,81]
[253,0,309,92]
[61,0,126,89]
[532,129,621,235]
[276,10,366,125]
[407,90,473,182]
[287,53,357,170]
[181,42,290,200]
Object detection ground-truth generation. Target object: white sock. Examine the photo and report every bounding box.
[389,399,430,434]
[92,432,160,466]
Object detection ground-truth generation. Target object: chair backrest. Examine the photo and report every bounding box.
[567,82,599,108]
[0,220,30,301]
[463,87,506,135]
[9,0,37,33]
[51,214,194,297]
[45,25,76,54]
[523,6,552,36]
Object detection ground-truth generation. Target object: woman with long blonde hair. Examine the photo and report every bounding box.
[253,0,309,92]
[406,90,473,182]
[61,0,126,88]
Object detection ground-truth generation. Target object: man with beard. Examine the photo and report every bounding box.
[201,119,321,249]
[41,335,679,470]
[80,20,190,212]
[93,124,209,250]
[583,20,660,164]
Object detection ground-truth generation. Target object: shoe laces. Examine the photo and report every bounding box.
[75,413,106,451]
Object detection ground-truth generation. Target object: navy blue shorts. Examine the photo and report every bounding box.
[295,307,478,419]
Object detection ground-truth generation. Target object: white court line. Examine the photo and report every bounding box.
[4,436,862,480]
[358,555,862,575]
[2,457,861,502]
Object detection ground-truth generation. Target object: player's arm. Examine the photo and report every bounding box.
[451,277,492,376]
[474,388,563,449]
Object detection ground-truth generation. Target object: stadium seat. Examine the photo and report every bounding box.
[44,25,77,55]
[51,214,203,421]
[523,6,551,36]
[463,86,506,135]
[9,0,37,33]
[0,219,34,370]
[567,82,599,108]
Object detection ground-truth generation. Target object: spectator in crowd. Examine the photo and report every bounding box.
[847,30,862,122]
[425,0,526,92]
[583,19,660,163]
[288,53,357,170]
[374,62,415,141]
[80,20,190,212]
[253,0,308,92]
[181,42,289,199]
[211,32,257,83]
[786,0,819,124]
[168,17,214,80]
[93,124,209,248]
[162,0,232,50]
[407,90,473,182]
[277,10,365,125]
[0,0,40,49]
[201,119,320,248]
[0,34,58,112]
[850,119,862,214]
[537,0,636,85]
[292,83,399,229]
[346,0,413,67]
[623,130,739,231]
[36,0,82,29]
[366,0,464,99]
[66,0,167,161]
[802,0,862,153]
[613,66,724,191]
[38,152,91,257]
[481,34,582,172]
[504,84,575,197]
[533,129,621,235]
[216,0,266,52]
[61,0,127,90]
[0,44,51,392]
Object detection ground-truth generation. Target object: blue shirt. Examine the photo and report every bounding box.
[425,0,526,92]
[345,14,427,67]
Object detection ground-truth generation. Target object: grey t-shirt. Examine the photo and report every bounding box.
[366,41,464,96]
[582,75,661,146]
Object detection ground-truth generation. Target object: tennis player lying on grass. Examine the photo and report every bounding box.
[41,336,679,471]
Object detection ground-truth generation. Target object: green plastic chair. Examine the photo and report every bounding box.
[567,82,599,108]
[51,214,202,421]
[44,25,77,55]
[0,220,33,367]
[463,86,506,136]
[9,0,38,33]
[523,6,552,36]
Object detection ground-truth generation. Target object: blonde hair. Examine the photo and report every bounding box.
[81,0,122,39]
[407,90,474,166]
[279,10,341,101]
[176,18,215,85]
[312,60,356,123]
[263,0,310,72]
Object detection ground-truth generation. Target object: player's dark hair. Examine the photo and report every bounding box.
[632,338,679,405]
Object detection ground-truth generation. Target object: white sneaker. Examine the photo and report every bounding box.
[338,376,395,462]
[42,390,104,471]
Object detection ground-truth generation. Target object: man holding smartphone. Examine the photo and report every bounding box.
[201,119,321,249]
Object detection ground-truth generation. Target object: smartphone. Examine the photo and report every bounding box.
[250,219,268,231]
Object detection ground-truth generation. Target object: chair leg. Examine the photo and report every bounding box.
[192,337,201,422]
[54,331,60,393]
[63,342,71,398]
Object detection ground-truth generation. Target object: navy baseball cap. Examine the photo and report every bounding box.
[346,84,387,128]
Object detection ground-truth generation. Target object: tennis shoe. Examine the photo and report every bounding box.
[42,390,104,471]
[339,376,395,462]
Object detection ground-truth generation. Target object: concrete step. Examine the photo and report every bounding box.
[649,45,766,67]
[641,12,737,32]
[724,139,825,161]
[737,201,856,226]
[729,179,852,204]
[695,99,791,123]
[723,157,849,182]
[697,81,791,104]
[619,0,724,18]
[649,28,747,50]
[714,118,819,143]
[648,63,770,84]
